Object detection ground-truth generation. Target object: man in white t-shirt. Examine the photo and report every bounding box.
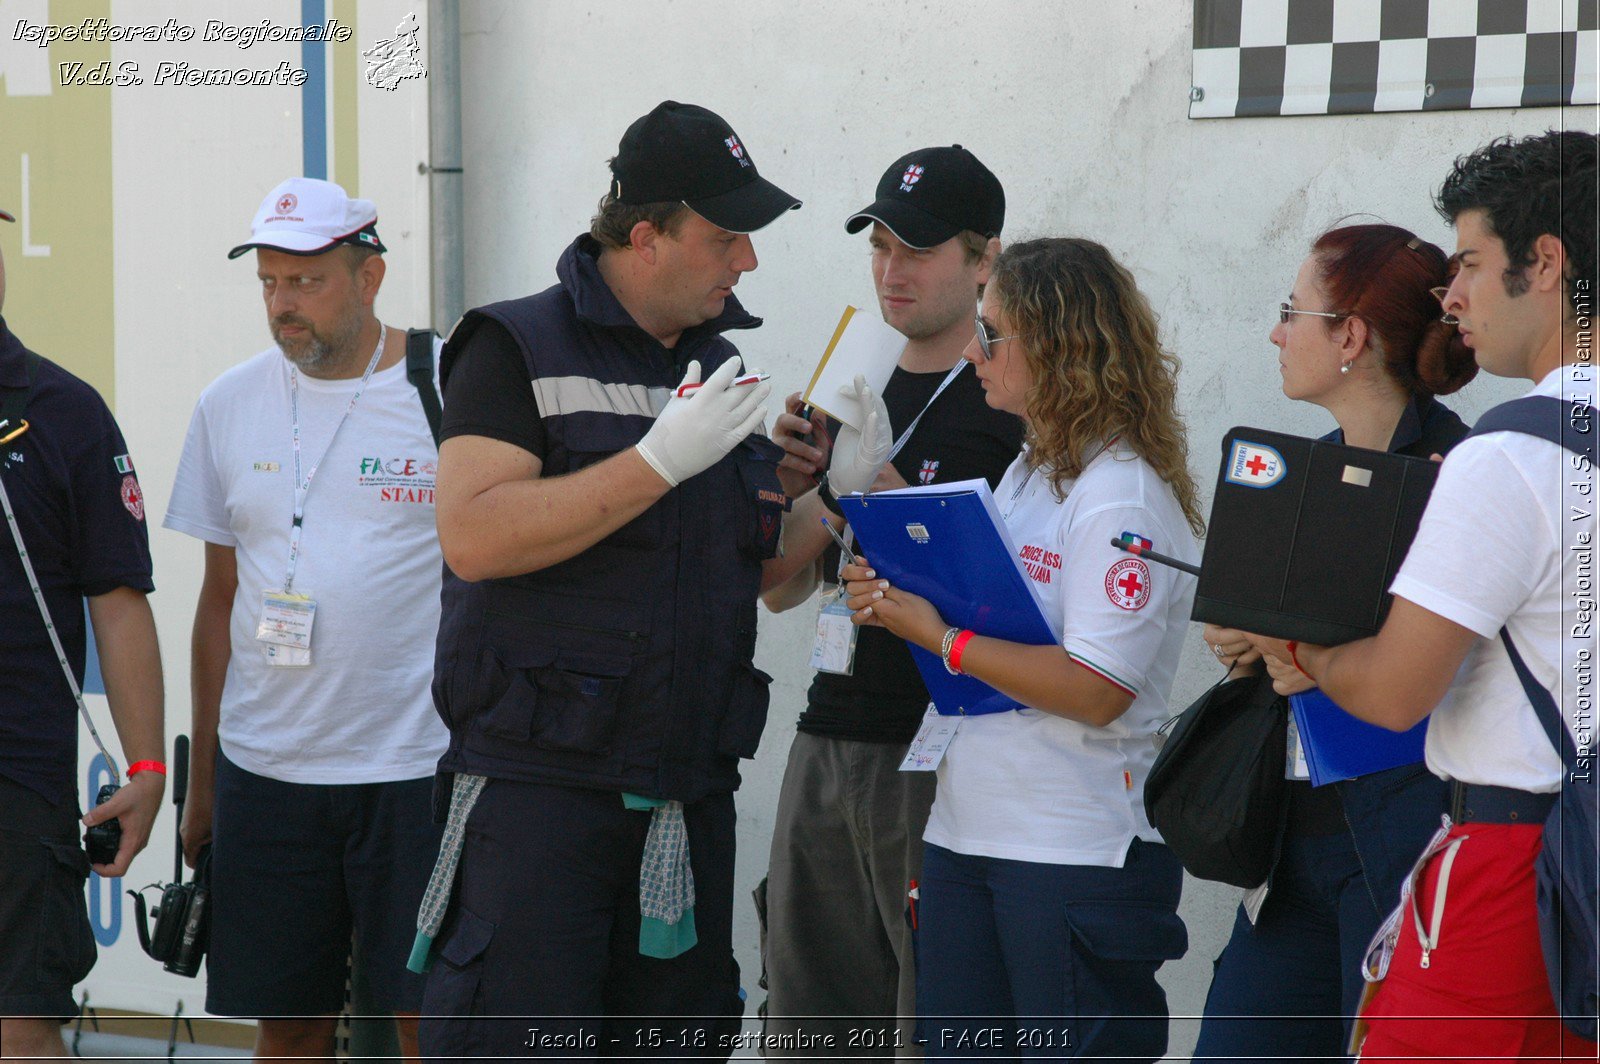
[165,178,447,1061]
[1245,131,1598,1058]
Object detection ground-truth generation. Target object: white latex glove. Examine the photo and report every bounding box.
[635,356,772,487]
[826,375,893,496]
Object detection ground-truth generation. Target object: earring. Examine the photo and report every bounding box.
[1340,362,1352,375]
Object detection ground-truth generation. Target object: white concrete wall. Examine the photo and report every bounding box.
[457,0,1596,1054]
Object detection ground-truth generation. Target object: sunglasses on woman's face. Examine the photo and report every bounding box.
[974,309,1016,361]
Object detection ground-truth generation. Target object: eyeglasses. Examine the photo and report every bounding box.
[1277,302,1346,325]
[1429,286,1460,326]
[974,309,1016,361]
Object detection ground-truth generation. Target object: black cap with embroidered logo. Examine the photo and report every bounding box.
[845,145,1005,250]
[610,101,801,235]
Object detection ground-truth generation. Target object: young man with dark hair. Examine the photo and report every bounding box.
[1245,130,1599,1058]
[759,145,1022,1055]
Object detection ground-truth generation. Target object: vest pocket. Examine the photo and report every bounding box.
[717,662,773,758]
[480,646,631,755]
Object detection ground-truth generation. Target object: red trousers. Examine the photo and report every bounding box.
[1358,821,1597,1062]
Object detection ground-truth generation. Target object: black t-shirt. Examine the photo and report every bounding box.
[439,318,548,457]
[800,363,1023,743]
[0,322,155,804]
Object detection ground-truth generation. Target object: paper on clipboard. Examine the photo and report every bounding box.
[801,306,905,429]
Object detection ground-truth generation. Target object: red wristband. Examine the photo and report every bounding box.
[948,630,975,674]
[1286,641,1312,679]
[127,760,167,778]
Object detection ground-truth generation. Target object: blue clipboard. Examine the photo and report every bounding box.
[838,479,1059,716]
[1290,687,1428,786]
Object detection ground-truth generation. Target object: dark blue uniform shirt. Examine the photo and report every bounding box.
[0,318,153,804]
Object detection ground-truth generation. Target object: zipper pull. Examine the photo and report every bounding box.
[1419,947,1431,969]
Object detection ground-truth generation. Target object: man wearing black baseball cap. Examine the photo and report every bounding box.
[758,145,1021,1055]
[0,211,166,1058]
[420,102,800,1056]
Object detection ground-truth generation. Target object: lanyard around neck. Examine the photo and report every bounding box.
[885,359,967,463]
[283,326,385,591]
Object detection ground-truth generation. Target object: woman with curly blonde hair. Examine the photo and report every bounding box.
[843,237,1201,1060]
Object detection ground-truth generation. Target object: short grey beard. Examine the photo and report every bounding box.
[281,334,338,371]
[274,308,368,376]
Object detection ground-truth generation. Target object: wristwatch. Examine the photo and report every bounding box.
[815,471,845,518]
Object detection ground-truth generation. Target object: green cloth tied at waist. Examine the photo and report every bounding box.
[624,793,697,959]
[408,772,488,974]
[407,778,696,972]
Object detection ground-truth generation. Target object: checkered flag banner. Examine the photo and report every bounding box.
[1191,0,1598,118]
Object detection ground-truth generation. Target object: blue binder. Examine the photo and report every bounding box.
[838,479,1060,716]
[1290,687,1428,787]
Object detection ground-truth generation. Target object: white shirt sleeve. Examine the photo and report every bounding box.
[163,395,236,546]
[1388,437,1556,639]
[1058,502,1185,696]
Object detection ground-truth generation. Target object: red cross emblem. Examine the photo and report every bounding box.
[903,164,924,186]
[1104,558,1151,611]
[1227,441,1286,487]
[120,475,145,522]
[276,193,298,215]
[725,135,744,160]
[918,459,940,485]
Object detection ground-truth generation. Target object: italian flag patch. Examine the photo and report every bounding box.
[114,454,134,474]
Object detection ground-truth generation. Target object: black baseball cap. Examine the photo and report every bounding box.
[610,101,801,234]
[845,145,1005,250]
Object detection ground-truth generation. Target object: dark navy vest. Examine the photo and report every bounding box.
[432,237,786,802]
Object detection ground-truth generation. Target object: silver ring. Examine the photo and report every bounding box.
[1213,643,1226,658]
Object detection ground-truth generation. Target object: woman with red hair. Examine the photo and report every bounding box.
[1196,222,1478,1061]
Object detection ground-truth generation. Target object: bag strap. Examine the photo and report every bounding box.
[1464,395,1586,452]
[406,328,442,448]
[1500,628,1580,770]
[1466,393,1592,771]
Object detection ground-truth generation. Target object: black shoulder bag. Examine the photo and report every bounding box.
[1144,670,1288,889]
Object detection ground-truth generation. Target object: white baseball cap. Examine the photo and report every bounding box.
[228,177,386,260]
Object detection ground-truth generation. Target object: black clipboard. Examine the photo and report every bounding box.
[1192,427,1440,645]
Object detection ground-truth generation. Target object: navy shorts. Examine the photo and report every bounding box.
[206,750,442,1017]
[0,775,96,1018]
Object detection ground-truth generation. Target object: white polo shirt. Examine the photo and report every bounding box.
[923,442,1200,867]
[1390,364,1596,793]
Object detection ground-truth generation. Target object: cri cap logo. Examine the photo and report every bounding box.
[276,193,298,215]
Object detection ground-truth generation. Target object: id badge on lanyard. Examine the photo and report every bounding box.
[900,703,961,772]
[256,328,384,667]
[257,589,317,668]
[810,583,860,675]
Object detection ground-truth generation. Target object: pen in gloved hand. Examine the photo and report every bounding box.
[676,372,770,398]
